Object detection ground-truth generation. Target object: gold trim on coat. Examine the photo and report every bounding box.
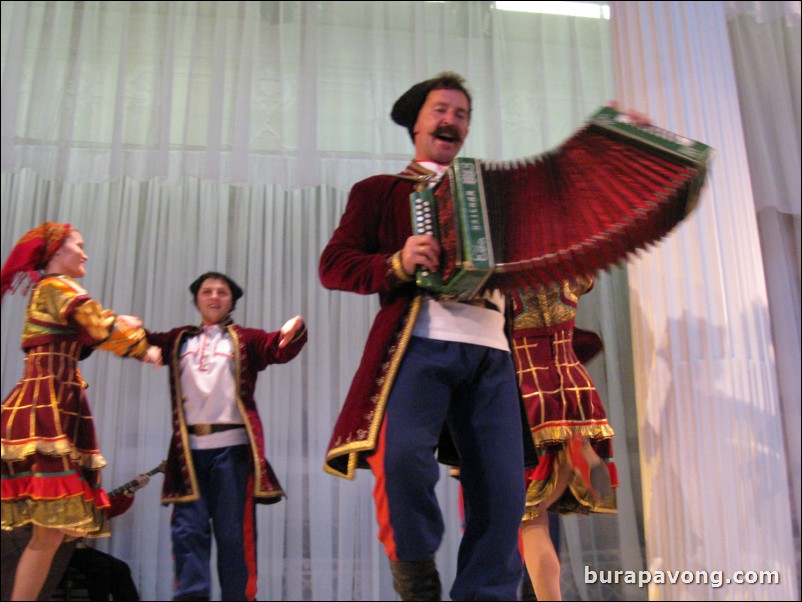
[324,295,423,479]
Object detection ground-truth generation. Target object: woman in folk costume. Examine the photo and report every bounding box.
[0,222,161,601]
[512,276,617,601]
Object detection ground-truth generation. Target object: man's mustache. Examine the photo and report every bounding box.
[432,125,462,143]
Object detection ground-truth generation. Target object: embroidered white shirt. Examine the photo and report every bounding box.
[179,323,248,450]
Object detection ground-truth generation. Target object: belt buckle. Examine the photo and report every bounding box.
[193,424,212,436]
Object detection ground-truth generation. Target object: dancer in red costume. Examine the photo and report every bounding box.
[511,277,616,601]
[1,222,161,601]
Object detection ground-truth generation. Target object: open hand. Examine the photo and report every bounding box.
[279,315,304,348]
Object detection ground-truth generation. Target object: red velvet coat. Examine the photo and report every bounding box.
[147,320,307,504]
[320,167,536,478]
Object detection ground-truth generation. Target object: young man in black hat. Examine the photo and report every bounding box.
[146,272,307,601]
[320,73,532,601]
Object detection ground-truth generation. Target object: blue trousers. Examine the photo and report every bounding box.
[171,444,256,601]
[369,336,526,601]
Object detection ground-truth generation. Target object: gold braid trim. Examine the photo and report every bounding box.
[72,301,116,342]
[1,438,107,470]
[97,322,150,359]
[71,450,108,470]
[324,295,423,479]
[389,251,413,283]
[531,422,615,448]
[394,162,438,189]
[2,438,73,461]
[69,300,149,359]
[1,496,110,538]
[522,446,617,521]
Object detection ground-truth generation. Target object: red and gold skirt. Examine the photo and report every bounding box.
[513,326,617,519]
[1,341,110,536]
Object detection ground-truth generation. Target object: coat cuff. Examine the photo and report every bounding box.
[388,251,413,284]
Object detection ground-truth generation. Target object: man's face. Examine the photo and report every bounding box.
[412,88,470,165]
[195,278,233,325]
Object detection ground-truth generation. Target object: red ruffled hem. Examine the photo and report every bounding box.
[2,470,110,510]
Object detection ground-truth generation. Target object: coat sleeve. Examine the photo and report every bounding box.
[319,176,413,296]
[67,298,150,359]
[245,323,308,372]
[145,328,184,358]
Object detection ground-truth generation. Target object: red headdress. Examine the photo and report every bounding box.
[1,222,73,299]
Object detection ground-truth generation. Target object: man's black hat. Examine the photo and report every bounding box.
[391,78,439,142]
[189,271,244,302]
[390,71,471,142]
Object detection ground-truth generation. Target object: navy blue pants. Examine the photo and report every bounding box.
[368,337,526,601]
[171,444,256,601]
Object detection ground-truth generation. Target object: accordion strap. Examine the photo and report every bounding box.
[393,162,439,190]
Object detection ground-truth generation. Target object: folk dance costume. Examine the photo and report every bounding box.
[320,161,535,601]
[147,316,307,601]
[1,272,151,536]
[510,277,618,519]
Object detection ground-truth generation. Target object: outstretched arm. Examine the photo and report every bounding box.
[117,317,162,365]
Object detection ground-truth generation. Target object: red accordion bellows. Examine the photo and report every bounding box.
[429,108,712,293]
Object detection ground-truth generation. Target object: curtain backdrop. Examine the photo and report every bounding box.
[611,1,800,599]
[724,2,801,568]
[2,2,646,601]
[0,0,615,188]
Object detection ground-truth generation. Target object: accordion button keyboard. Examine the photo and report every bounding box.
[413,195,437,277]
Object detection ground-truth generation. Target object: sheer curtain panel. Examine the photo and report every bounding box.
[611,1,799,599]
[725,3,801,573]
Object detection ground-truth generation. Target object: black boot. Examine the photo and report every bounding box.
[389,557,442,601]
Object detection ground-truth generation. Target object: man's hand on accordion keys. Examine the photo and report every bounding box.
[402,234,441,278]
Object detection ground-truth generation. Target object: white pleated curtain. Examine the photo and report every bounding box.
[0,0,616,188]
[611,1,800,600]
[2,1,799,601]
[725,1,801,557]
